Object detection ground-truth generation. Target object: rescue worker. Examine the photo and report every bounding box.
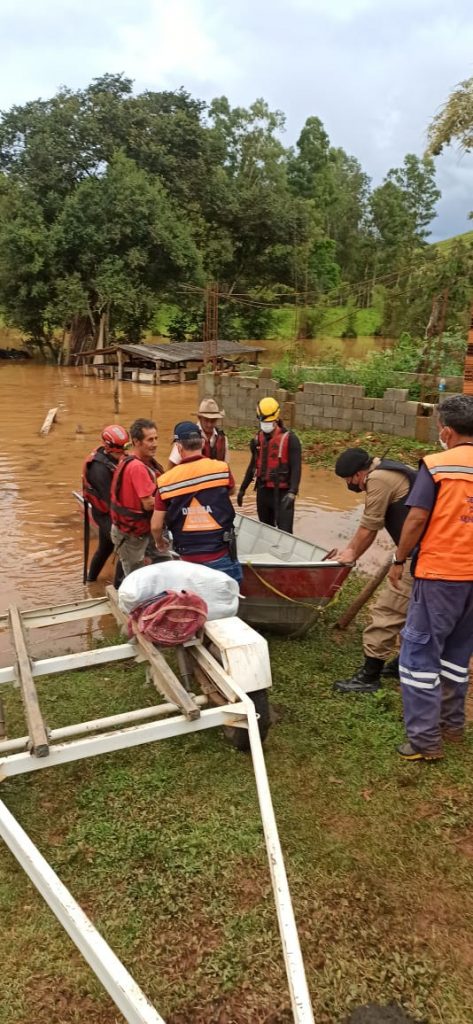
[237,397,302,534]
[389,395,473,761]
[333,447,417,694]
[110,418,163,576]
[82,424,129,584]
[151,421,242,584]
[167,397,228,467]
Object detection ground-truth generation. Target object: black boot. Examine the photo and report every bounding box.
[333,657,384,694]
[381,655,399,680]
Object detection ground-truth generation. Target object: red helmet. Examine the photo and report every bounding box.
[102,424,129,449]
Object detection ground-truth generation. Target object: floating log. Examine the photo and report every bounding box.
[39,407,58,435]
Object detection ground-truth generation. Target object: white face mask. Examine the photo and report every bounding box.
[260,421,275,434]
[438,432,449,451]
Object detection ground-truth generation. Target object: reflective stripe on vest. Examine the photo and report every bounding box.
[254,426,290,489]
[157,457,234,556]
[415,445,473,580]
[82,447,116,516]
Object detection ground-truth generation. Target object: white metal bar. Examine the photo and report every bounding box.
[0,705,243,779]
[0,696,209,754]
[0,597,111,629]
[0,800,165,1024]
[0,643,137,686]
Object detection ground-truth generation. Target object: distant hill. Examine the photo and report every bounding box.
[433,229,473,251]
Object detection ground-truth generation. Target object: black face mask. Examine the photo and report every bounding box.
[347,482,362,493]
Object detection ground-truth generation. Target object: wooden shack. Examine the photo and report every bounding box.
[79,340,264,384]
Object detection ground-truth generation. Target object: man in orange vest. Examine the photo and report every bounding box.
[389,395,473,761]
[237,397,301,533]
[152,421,242,583]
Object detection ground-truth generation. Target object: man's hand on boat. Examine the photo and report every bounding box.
[334,546,357,564]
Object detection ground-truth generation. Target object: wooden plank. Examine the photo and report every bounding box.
[39,408,58,435]
[8,606,49,757]
[106,587,201,721]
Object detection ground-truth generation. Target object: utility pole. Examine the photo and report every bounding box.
[203,282,219,369]
[462,302,473,396]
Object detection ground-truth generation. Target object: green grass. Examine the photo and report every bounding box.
[434,229,473,253]
[228,426,437,467]
[1,571,473,1023]
[270,305,383,341]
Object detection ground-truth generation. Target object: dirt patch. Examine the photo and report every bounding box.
[343,1006,419,1024]
[415,890,473,968]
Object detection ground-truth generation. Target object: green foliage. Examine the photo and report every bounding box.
[426,75,473,156]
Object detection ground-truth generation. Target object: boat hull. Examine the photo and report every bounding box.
[239,561,350,635]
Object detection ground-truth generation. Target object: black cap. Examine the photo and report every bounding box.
[335,448,371,478]
[173,420,202,443]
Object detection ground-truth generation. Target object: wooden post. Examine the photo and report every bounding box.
[8,606,49,757]
[39,408,58,436]
[334,558,392,630]
[117,349,123,381]
[462,303,473,395]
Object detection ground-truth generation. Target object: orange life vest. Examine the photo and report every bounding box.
[415,444,473,580]
[254,426,290,489]
[157,457,234,556]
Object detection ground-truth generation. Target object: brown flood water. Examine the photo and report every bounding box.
[0,364,392,665]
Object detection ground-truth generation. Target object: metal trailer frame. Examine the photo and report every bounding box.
[0,589,314,1024]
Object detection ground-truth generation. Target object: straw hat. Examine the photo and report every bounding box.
[196,397,225,419]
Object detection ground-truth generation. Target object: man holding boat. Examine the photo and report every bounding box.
[332,447,416,694]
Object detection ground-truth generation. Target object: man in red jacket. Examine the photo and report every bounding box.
[110,418,163,576]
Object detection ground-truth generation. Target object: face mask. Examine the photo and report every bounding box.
[260,421,275,434]
[347,482,362,493]
[438,434,449,451]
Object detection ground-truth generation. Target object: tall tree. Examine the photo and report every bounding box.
[426,77,473,156]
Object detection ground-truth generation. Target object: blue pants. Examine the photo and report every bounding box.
[400,578,473,752]
[205,554,243,585]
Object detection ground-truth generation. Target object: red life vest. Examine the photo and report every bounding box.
[82,447,117,515]
[202,430,226,461]
[254,426,290,489]
[110,455,163,535]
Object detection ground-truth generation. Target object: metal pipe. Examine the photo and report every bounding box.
[0,696,209,754]
[0,800,166,1024]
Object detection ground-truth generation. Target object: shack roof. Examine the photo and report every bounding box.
[115,341,264,364]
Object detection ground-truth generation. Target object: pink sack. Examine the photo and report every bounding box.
[128,590,208,647]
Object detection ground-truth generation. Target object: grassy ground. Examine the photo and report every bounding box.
[434,229,473,253]
[227,427,437,467]
[1,579,473,1024]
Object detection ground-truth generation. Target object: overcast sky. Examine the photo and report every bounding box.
[1,0,472,240]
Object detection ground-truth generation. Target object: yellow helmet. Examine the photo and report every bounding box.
[257,397,280,422]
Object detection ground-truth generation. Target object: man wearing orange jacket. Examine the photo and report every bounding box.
[389,395,473,761]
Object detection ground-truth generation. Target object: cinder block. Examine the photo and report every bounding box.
[351,419,365,433]
[333,395,347,409]
[372,398,386,411]
[384,388,409,402]
[295,391,305,404]
[361,398,375,411]
[354,398,366,410]
[276,388,289,403]
[397,401,421,416]
[343,385,365,399]
[362,410,375,423]
[391,414,406,427]
[396,424,416,438]
[302,381,324,394]
[371,410,385,424]
[380,400,395,414]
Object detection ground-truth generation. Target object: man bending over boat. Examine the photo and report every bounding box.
[237,397,302,534]
[332,447,416,694]
[151,421,242,584]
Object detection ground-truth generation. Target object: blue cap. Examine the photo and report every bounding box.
[173,421,202,442]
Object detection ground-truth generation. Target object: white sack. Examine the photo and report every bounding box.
[118,560,239,620]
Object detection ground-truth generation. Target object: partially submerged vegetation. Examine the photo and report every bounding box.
[1,581,473,1023]
[227,427,437,468]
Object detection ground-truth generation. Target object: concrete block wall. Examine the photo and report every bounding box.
[198,373,434,439]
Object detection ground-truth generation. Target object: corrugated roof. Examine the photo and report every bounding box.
[116,341,264,364]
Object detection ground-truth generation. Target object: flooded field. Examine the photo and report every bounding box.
[0,363,393,664]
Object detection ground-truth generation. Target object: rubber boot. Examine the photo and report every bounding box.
[333,656,384,694]
[381,655,399,681]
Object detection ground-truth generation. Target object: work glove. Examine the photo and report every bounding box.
[236,489,245,508]
[281,492,295,511]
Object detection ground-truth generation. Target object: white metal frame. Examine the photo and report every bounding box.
[0,597,314,1024]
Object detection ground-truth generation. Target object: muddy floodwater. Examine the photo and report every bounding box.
[0,364,393,664]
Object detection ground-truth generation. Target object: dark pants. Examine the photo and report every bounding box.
[89,513,123,587]
[256,486,294,534]
[400,578,473,752]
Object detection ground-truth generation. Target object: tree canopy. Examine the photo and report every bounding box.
[0,72,468,353]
